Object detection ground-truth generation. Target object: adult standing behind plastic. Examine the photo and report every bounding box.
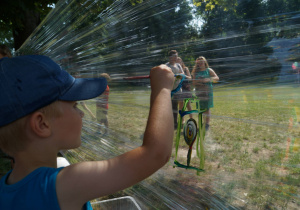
[166,50,184,129]
[191,56,219,131]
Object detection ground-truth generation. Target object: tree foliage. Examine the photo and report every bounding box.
[0,0,144,50]
[193,0,237,11]
[187,0,300,82]
[3,0,298,83]
[0,0,59,50]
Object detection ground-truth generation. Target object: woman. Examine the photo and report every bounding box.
[191,56,219,131]
[176,57,193,123]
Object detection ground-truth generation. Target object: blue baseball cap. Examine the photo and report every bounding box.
[0,55,107,127]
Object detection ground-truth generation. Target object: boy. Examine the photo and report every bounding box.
[0,55,174,209]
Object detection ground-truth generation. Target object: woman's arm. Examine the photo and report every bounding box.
[184,67,192,80]
[192,71,197,87]
[201,68,219,83]
[209,68,219,83]
[192,71,205,86]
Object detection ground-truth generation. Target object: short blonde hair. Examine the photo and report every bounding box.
[100,73,111,81]
[0,101,62,156]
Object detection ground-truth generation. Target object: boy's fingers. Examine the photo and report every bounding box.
[150,65,174,79]
[150,64,174,91]
[150,65,174,80]
[151,64,171,72]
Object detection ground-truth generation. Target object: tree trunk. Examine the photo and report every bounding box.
[13,10,40,50]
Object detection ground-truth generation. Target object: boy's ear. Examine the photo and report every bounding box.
[29,111,52,137]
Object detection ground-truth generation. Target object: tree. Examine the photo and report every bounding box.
[192,0,237,11]
[189,0,299,82]
[0,0,58,50]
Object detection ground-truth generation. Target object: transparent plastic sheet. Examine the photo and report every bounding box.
[17,0,299,209]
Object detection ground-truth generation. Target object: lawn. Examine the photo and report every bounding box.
[73,84,299,209]
[1,84,299,209]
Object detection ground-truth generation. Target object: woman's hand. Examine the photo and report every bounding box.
[202,78,211,83]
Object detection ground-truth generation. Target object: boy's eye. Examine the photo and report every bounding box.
[74,102,79,108]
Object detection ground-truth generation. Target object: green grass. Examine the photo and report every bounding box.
[1,84,299,209]
[92,84,299,209]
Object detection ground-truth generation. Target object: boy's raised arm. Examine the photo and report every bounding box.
[56,65,175,209]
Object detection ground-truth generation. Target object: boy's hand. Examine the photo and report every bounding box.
[150,65,174,94]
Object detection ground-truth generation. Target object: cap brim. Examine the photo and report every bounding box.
[59,77,107,101]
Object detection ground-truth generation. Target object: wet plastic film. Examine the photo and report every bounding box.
[18,0,300,209]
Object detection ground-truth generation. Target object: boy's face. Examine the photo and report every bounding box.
[51,101,84,149]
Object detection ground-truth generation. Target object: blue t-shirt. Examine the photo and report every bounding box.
[0,167,93,210]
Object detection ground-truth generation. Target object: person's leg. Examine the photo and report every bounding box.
[204,109,210,131]
[103,110,108,134]
[103,110,108,127]
[187,101,193,118]
[104,117,108,128]
[96,108,102,133]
